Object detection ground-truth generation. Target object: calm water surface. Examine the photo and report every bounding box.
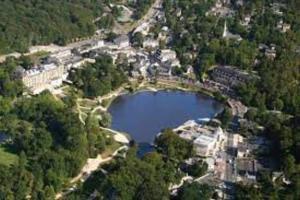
[108,90,223,146]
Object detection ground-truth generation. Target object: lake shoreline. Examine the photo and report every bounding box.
[108,87,224,148]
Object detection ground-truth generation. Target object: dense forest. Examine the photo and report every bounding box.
[0,0,106,54]
[0,0,156,54]
[69,55,127,97]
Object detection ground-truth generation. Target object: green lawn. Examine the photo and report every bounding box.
[0,144,18,166]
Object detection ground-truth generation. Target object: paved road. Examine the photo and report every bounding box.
[223,131,237,199]
[113,0,163,34]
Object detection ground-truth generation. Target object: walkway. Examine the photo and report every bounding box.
[55,145,128,199]
[100,127,130,144]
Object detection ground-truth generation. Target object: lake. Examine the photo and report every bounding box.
[108,90,223,154]
[0,133,9,144]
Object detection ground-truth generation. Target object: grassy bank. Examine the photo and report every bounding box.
[0,144,18,166]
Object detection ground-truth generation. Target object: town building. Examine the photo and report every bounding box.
[259,44,277,59]
[193,127,225,157]
[211,65,254,87]
[16,62,64,94]
[175,120,226,157]
[155,49,177,62]
[240,15,251,26]
[277,20,291,33]
[143,38,159,49]
[222,21,242,41]
[237,143,250,158]
[237,159,258,182]
[114,35,130,48]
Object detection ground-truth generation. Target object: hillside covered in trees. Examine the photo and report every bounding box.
[0,0,106,54]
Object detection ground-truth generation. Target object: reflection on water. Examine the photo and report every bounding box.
[108,90,223,145]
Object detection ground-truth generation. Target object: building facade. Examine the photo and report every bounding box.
[19,63,64,94]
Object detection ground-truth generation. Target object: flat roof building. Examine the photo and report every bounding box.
[176,120,226,157]
[114,35,130,48]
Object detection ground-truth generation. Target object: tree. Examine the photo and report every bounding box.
[0,0,101,53]
[283,155,296,177]
[69,55,127,98]
[155,128,194,162]
[177,183,213,200]
[218,107,233,128]
[44,186,55,200]
[132,32,144,48]
[184,160,208,177]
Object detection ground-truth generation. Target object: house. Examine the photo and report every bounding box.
[265,47,277,59]
[92,40,105,49]
[259,43,277,59]
[155,49,177,62]
[143,39,159,49]
[114,35,130,48]
[277,20,291,33]
[241,15,251,26]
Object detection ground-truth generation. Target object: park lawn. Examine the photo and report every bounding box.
[0,145,18,166]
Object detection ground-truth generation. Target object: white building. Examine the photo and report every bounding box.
[176,121,226,157]
[114,35,130,48]
[193,127,225,157]
[223,21,242,41]
[159,49,177,62]
[143,39,159,49]
[92,40,105,49]
[18,63,64,94]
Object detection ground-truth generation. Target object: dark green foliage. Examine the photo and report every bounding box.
[0,59,24,98]
[69,55,127,97]
[0,92,93,198]
[132,32,144,48]
[183,160,208,178]
[217,107,233,128]
[155,128,194,162]
[129,0,155,19]
[0,0,105,54]
[176,183,214,200]
[71,150,179,200]
[85,114,106,157]
[236,184,263,200]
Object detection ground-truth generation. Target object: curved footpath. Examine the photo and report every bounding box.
[55,145,128,199]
